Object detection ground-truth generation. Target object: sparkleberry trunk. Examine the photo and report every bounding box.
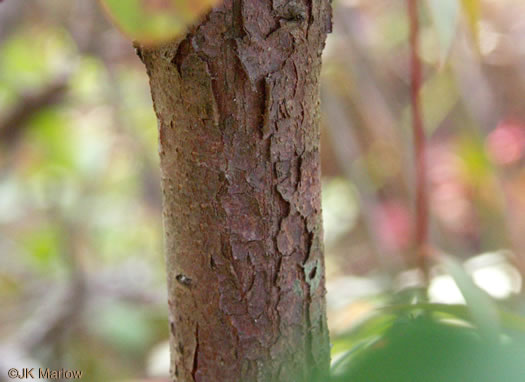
[140,0,332,380]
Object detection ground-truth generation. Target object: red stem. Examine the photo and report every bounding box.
[407,0,429,272]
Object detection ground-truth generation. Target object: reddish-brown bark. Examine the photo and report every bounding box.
[140,0,332,380]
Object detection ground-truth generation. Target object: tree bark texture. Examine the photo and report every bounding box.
[141,1,332,380]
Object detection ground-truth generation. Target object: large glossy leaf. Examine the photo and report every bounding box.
[99,0,220,45]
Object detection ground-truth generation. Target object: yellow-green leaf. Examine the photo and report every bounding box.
[99,0,220,45]
[460,0,480,44]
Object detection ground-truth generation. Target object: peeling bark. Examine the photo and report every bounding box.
[140,0,332,380]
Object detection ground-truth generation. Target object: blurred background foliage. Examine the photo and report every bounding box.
[1,0,525,380]
[100,0,219,45]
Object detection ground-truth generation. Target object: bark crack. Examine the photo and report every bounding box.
[191,324,200,382]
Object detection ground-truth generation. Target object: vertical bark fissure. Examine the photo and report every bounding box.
[191,325,200,381]
[141,1,332,380]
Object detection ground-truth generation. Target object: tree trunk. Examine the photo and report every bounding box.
[140,0,332,380]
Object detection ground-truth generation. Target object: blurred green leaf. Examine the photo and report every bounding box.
[331,295,525,381]
[460,0,480,44]
[426,0,459,65]
[331,313,525,382]
[402,71,458,134]
[91,304,155,355]
[382,302,525,333]
[0,28,74,90]
[70,57,109,104]
[20,224,61,269]
[440,255,500,342]
[99,0,220,45]
[457,133,492,183]
[331,312,395,356]
[26,109,75,173]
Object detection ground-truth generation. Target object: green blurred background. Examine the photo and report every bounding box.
[1,0,525,380]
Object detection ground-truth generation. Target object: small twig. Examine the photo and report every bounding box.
[407,0,429,274]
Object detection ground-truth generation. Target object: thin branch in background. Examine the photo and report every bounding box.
[407,0,429,274]
[0,77,69,146]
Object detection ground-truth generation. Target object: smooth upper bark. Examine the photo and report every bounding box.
[140,0,332,380]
